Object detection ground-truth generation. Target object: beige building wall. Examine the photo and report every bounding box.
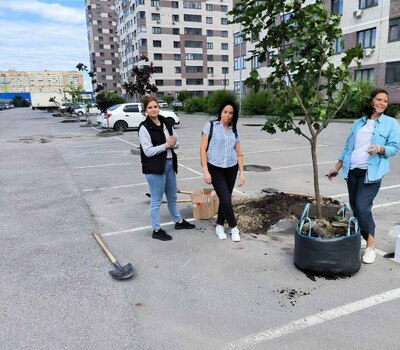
[0,70,84,94]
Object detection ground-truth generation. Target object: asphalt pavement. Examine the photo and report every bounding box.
[1,107,399,350]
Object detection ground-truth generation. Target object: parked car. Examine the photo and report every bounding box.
[101,103,180,131]
[158,100,168,108]
[73,104,101,116]
[60,103,82,113]
[170,100,183,107]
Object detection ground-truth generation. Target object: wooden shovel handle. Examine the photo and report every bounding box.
[92,231,117,264]
[177,190,192,195]
[177,198,192,203]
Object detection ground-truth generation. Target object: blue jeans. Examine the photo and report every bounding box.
[145,159,182,231]
[347,168,381,240]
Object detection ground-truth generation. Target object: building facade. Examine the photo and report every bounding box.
[232,0,400,104]
[85,0,121,93]
[115,0,234,99]
[0,70,84,94]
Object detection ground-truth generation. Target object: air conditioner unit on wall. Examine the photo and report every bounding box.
[353,9,363,18]
[364,48,375,57]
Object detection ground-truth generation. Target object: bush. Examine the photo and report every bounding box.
[95,92,126,113]
[206,90,237,115]
[183,96,208,114]
[386,104,400,118]
[241,90,274,115]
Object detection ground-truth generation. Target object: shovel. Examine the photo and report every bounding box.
[92,231,134,280]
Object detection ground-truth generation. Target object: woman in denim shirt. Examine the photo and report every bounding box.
[200,101,245,242]
[328,89,400,264]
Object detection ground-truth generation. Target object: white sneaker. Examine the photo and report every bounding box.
[231,227,240,242]
[215,225,227,240]
[362,247,376,264]
[361,239,367,248]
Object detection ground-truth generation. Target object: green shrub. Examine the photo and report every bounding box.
[206,90,237,116]
[241,90,274,115]
[386,104,400,118]
[183,96,208,113]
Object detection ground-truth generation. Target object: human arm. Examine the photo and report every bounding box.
[166,126,179,150]
[139,125,171,157]
[327,161,343,181]
[235,142,245,187]
[200,133,211,184]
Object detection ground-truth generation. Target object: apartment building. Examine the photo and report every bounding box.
[115,0,234,99]
[232,0,400,104]
[0,70,84,94]
[85,0,121,94]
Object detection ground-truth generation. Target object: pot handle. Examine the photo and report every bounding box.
[298,203,312,236]
[347,216,359,237]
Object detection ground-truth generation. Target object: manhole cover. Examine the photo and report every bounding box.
[244,164,271,172]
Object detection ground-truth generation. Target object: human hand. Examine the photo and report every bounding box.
[203,171,212,185]
[238,172,245,187]
[326,168,339,181]
[367,144,380,155]
[166,136,177,147]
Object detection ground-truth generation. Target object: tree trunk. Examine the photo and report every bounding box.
[310,137,322,218]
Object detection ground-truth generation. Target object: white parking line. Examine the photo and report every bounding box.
[246,145,327,155]
[329,184,400,199]
[271,160,336,171]
[226,288,400,350]
[113,136,139,147]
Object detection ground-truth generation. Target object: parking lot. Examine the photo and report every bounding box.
[1,107,400,349]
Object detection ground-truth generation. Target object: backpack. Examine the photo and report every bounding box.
[206,120,238,152]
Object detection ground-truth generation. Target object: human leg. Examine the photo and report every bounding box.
[164,159,182,223]
[145,173,165,232]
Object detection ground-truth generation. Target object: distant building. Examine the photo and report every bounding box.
[85,0,121,94]
[232,0,400,103]
[114,0,234,99]
[0,70,84,94]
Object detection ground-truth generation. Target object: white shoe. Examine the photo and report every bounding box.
[231,227,240,242]
[362,247,376,264]
[361,239,367,248]
[216,225,227,240]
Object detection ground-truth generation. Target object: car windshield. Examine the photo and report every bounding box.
[108,104,121,111]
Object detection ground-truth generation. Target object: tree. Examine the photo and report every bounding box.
[122,55,158,101]
[63,84,84,104]
[95,91,126,114]
[230,0,364,218]
[12,95,30,107]
[76,63,104,93]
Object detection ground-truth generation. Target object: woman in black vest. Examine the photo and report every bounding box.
[139,96,195,241]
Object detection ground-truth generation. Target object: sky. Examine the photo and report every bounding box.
[0,0,92,91]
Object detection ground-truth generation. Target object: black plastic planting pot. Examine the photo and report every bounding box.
[294,229,361,276]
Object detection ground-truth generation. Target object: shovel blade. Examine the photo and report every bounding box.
[109,262,134,280]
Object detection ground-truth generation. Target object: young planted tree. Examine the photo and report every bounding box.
[230,0,364,218]
[76,63,104,93]
[122,55,158,101]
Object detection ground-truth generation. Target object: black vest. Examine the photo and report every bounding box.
[139,115,178,174]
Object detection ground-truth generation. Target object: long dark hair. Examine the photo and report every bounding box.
[364,88,389,117]
[216,100,239,136]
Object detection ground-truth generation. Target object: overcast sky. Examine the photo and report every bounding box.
[0,0,92,91]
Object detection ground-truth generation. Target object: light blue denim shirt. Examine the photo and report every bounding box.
[338,114,400,182]
[202,121,240,168]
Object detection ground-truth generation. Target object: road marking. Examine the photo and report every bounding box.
[271,160,336,171]
[72,162,134,169]
[329,184,400,199]
[102,218,196,237]
[113,136,139,147]
[226,288,400,350]
[246,145,327,155]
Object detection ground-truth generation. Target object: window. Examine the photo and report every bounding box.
[221,5,228,12]
[221,55,229,62]
[175,67,181,73]
[173,14,179,22]
[221,18,228,25]
[207,30,213,37]
[183,1,201,9]
[174,54,181,61]
[123,104,140,113]
[173,41,180,48]
[153,40,162,47]
[251,56,260,69]
[187,78,203,85]
[234,32,243,45]
[206,4,212,11]
[221,31,228,38]
[359,0,378,9]
[389,18,400,42]
[207,42,213,49]
[206,17,213,24]
[385,61,400,84]
[357,28,376,48]
[184,14,202,22]
[234,56,246,70]
[185,27,202,35]
[207,55,214,61]
[207,67,214,74]
[221,43,228,50]
[222,67,229,74]
[354,68,374,81]
[331,0,343,15]
[185,40,203,48]
[172,1,179,8]
[154,66,163,73]
[173,28,180,35]
[151,0,160,7]
[186,66,203,73]
[175,80,182,86]
[152,13,161,21]
[186,53,203,60]
[152,27,161,34]
[333,37,342,54]
[155,79,164,86]
[208,80,214,86]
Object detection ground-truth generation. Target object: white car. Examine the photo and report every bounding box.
[101,103,180,132]
[158,100,168,108]
[73,105,101,116]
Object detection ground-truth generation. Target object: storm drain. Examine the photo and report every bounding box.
[244,164,271,172]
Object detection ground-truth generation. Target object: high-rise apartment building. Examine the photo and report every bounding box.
[232,0,400,103]
[115,0,233,99]
[0,70,84,94]
[85,0,121,94]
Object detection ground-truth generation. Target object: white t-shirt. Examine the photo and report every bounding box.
[350,119,374,169]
